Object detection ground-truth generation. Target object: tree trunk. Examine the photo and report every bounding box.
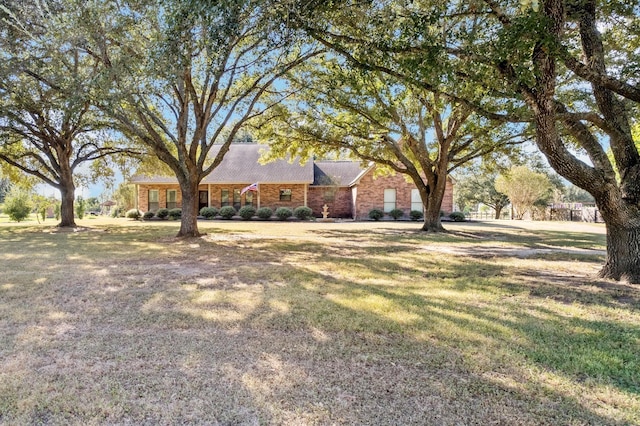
[177,177,202,238]
[58,178,76,228]
[420,182,446,232]
[494,206,503,220]
[599,221,640,282]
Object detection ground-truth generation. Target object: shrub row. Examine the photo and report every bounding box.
[135,206,466,222]
[367,209,465,222]
[196,205,313,221]
[128,207,182,220]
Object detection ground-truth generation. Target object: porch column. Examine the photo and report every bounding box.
[257,183,261,209]
[304,184,308,207]
[207,184,211,207]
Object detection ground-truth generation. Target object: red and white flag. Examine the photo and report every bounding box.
[241,182,258,195]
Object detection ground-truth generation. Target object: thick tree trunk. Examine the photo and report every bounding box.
[177,177,202,238]
[422,204,445,232]
[58,178,76,228]
[420,181,446,232]
[599,221,640,282]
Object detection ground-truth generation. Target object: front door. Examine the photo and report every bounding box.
[198,191,208,211]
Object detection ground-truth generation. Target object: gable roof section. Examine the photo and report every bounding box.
[130,144,314,184]
[312,161,365,186]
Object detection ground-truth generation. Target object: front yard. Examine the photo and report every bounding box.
[0,218,638,424]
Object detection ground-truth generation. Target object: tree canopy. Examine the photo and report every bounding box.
[73,0,321,237]
[0,0,135,227]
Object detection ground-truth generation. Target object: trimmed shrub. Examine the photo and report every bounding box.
[257,207,273,219]
[168,208,182,220]
[368,208,384,221]
[126,208,142,220]
[238,205,256,220]
[449,211,466,222]
[389,208,404,220]
[293,206,313,220]
[156,208,169,219]
[200,206,218,219]
[409,210,424,221]
[143,211,155,220]
[275,207,293,221]
[219,206,236,219]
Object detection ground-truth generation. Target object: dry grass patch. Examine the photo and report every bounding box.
[0,218,638,425]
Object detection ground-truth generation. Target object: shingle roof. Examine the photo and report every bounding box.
[312,161,367,186]
[130,144,314,184]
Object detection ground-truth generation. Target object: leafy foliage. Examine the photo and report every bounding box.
[219,206,237,220]
[143,211,155,220]
[388,208,404,220]
[2,188,32,222]
[75,197,86,219]
[0,2,136,227]
[199,207,218,219]
[275,207,293,221]
[496,166,553,220]
[448,212,466,222]
[156,208,170,220]
[260,53,526,232]
[257,207,273,219]
[293,206,313,220]
[409,210,424,221]
[238,206,256,220]
[168,208,182,220]
[368,209,384,221]
[77,0,321,237]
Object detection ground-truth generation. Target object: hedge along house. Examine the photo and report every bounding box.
[131,144,454,219]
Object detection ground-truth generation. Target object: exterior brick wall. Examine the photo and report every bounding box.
[136,172,453,219]
[353,170,454,220]
[137,183,311,212]
[256,184,307,210]
[307,187,353,218]
[138,184,182,212]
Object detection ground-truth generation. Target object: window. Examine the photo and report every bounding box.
[279,189,292,201]
[245,191,255,206]
[411,189,422,212]
[233,189,241,210]
[166,189,177,209]
[383,188,396,212]
[148,189,159,212]
[221,189,229,207]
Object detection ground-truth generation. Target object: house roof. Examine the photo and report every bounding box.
[312,161,366,186]
[130,144,315,184]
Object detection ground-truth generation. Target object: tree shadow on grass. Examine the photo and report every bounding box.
[0,225,636,425]
[221,257,639,424]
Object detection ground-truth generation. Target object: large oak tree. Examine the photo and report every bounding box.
[285,0,640,282]
[0,1,132,227]
[76,0,320,237]
[262,60,526,231]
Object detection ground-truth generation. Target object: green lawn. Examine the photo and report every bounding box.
[0,218,638,425]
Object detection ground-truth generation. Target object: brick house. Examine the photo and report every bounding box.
[131,144,454,219]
